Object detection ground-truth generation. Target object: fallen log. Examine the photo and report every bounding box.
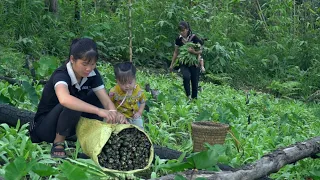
[0,103,35,126]
[153,136,320,180]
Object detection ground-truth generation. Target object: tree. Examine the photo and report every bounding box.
[44,0,58,13]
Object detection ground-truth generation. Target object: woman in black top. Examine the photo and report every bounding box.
[169,21,205,99]
[30,38,126,158]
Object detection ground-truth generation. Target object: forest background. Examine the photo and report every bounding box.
[0,0,319,99]
[0,0,320,179]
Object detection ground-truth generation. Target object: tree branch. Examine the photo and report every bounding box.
[154,136,320,180]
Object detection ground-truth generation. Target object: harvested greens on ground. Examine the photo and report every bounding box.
[177,42,201,66]
[98,128,151,171]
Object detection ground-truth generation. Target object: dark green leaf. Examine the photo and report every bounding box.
[4,157,29,180]
[195,110,212,121]
[8,87,25,101]
[310,168,320,177]
[59,161,89,180]
[187,150,219,169]
[174,174,187,180]
[159,161,193,172]
[0,94,11,104]
[195,178,208,180]
[225,102,239,117]
[204,144,226,156]
[32,163,59,176]
[21,81,38,105]
[157,92,165,102]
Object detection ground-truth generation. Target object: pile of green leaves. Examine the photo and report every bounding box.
[177,42,201,66]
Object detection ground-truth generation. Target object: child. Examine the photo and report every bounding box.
[109,62,146,130]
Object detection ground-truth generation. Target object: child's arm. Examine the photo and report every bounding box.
[134,102,145,119]
[133,90,146,119]
[108,88,116,103]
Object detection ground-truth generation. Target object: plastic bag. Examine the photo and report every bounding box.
[76,116,154,173]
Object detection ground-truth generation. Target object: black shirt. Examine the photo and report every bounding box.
[175,34,203,47]
[34,62,104,121]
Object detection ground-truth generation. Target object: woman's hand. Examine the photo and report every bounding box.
[97,109,117,123]
[188,47,194,53]
[188,47,202,55]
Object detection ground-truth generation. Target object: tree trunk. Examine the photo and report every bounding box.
[154,136,320,180]
[44,0,58,13]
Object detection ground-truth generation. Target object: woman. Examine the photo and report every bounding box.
[29,38,126,158]
[169,21,205,99]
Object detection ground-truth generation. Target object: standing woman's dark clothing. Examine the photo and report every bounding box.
[175,35,203,99]
[170,21,205,99]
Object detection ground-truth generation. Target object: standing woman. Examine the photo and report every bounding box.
[169,21,205,100]
[29,38,126,158]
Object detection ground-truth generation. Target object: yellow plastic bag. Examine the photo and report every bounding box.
[76,116,154,174]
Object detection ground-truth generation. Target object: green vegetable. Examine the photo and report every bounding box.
[177,42,201,66]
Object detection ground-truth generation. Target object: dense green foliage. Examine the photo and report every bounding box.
[0,0,320,179]
[0,0,320,98]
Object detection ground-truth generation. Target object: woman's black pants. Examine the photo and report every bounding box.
[30,91,103,143]
[180,65,200,99]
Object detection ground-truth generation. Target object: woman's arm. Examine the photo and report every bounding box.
[55,84,100,114]
[169,46,179,71]
[55,84,116,121]
[189,35,203,55]
[188,47,202,55]
[94,88,116,110]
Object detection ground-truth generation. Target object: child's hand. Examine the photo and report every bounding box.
[133,112,142,119]
[116,113,129,124]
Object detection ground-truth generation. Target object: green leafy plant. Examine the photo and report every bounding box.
[158,144,227,173]
[177,42,201,66]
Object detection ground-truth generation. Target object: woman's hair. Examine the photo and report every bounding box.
[114,62,136,84]
[67,38,99,63]
[178,21,192,36]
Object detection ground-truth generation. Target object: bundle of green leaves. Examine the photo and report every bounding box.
[177,42,201,66]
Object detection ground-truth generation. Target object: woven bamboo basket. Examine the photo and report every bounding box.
[191,121,230,152]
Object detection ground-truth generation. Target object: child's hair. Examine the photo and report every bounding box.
[114,62,136,84]
[67,38,99,63]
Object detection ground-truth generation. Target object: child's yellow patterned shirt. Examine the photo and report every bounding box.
[109,84,146,118]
